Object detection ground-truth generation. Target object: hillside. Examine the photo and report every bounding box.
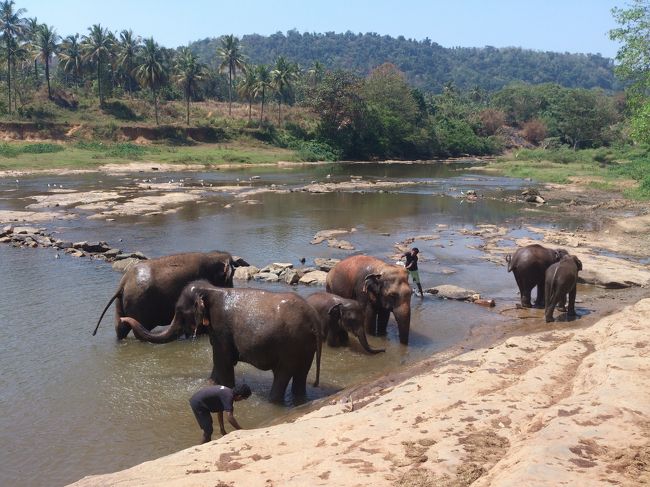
[189,31,619,93]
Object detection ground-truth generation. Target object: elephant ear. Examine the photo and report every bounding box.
[362,273,382,304]
[327,303,342,319]
[554,248,568,261]
[574,256,583,271]
[193,295,210,330]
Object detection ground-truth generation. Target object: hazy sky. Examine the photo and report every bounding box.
[18,0,622,58]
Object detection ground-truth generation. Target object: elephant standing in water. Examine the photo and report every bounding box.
[326,255,412,345]
[506,244,568,308]
[122,280,322,403]
[545,254,582,323]
[93,251,235,339]
[306,292,385,354]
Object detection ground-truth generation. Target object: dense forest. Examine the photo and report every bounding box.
[0,0,647,165]
[189,31,620,93]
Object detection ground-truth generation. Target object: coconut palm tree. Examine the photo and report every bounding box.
[0,0,26,112]
[116,29,139,95]
[134,37,166,125]
[59,34,83,86]
[307,60,324,87]
[174,46,205,126]
[217,34,245,116]
[35,23,59,99]
[81,24,115,106]
[270,56,298,126]
[254,64,272,123]
[24,16,38,78]
[237,64,257,122]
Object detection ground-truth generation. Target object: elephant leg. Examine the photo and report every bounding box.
[209,339,236,387]
[534,277,546,308]
[114,299,131,339]
[544,291,556,323]
[364,308,378,336]
[516,274,533,308]
[567,286,577,316]
[557,294,567,312]
[377,309,390,336]
[336,328,350,346]
[270,369,291,403]
[291,350,316,399]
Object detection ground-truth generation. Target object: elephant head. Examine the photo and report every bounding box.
[328,302,385,354]
[363,269,412,344]
[554,248,569,262]
[573,255,583,271]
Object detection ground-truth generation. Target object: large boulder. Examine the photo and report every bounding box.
[299,270,328,286]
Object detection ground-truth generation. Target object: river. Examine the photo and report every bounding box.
[0,161,571,486]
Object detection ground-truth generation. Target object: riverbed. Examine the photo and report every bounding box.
[0,161,622,487]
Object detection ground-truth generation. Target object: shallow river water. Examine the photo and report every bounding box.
[0,161,583,486]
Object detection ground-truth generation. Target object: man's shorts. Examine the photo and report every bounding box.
[408,270,421,284]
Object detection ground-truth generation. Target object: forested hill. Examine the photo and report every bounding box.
[189,31,618,93]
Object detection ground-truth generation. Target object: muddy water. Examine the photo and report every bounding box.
[1,162,582,487]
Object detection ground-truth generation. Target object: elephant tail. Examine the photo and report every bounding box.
[92,290,121,336]
[505,254,513,272]
[313,321,322,388]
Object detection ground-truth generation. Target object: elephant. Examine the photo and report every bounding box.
[93,251,235,339]
[326,255,412,345]
[505,244,568,308]
[121,280,322,403]
[544,254,582,323]
[306,292,385,354]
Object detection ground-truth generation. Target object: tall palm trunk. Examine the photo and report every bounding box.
[45,58,51,99]
[228,66,232,116]
[278,98,282,125]
[248,97,252,121]
[153,88,159,125]
[6,52,11,113]
[97,60,103,106]
[186,89,190,126]
[260,87,265,122]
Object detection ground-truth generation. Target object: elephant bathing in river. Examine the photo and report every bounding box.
[306,292,385,354]
[326,255,412,345]
[121,280,322,403]
[545,254,582,323]
[93,251,235,339]
[506,244,568,308]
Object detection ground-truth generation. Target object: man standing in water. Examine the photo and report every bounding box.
[402,247,424,297]
[189,383,252,443]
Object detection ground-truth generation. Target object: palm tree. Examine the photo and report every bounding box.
[117,29,140,96]
[236,64,257,122]
[134,37,166,125]
[59,34,83,86]
[35,23,59,99]
[81,24,115,106]
[307,60,324,87]
[0,0,26,112]
[217,34,245,116]
[24,16,38,78]
[174,47,205,126]
[270,56,298,125]
[254,64,272,123]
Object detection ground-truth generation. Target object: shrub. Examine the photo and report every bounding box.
[478,109,506,136]
[522,119,548,145]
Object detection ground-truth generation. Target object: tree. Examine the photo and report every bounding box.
[609,0,650,143]
[0,0,26,112]
[236,64,257,122]
[270,56,298,125]
[174,46,205,126]
[24,16,38,78]
[217,34,244,116]
[59,34,83,86]
[82,24,115,106]
[35,23,59,99]
[134,37,166,125]
[117,29,140,96]
[254,64,272,122]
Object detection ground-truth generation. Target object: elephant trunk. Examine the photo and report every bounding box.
[355,328,385,354]
[393,303,411,345]
[120,315,182,344]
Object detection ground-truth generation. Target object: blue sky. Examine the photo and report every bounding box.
[18,0,622,58]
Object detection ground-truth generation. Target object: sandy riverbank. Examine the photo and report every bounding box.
[69,295,650,486]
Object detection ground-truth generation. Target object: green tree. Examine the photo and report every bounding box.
[236,64,257,122]
[174,46,205,125]
[254,64,271,122]
[59,34,83,86]
[24,16,38,78]
[134,37,166,124]
[609,0,650,143]
[270,56,298,125]
[0,0,26,113]
[82,24,115,106]
[35,23,58,99]
[217,34,244,116]
[117,29,140,96]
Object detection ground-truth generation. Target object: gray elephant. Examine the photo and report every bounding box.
[93,251,235,339]
[544,254,582,323]
[506,244,568,308]
[326,255,412,345]
[306,292,385,354]
[121,280,322,403]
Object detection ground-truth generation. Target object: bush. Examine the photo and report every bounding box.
[478,109,506,136]
[0,142,64,157]
[522,119,548,145]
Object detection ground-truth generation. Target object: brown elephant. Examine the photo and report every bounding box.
[545,254,582,322]
[93,251,235,339]
[326,255,412,345]
[505,244,568,308]
[306,292,385,354]
[121,280,322,403]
